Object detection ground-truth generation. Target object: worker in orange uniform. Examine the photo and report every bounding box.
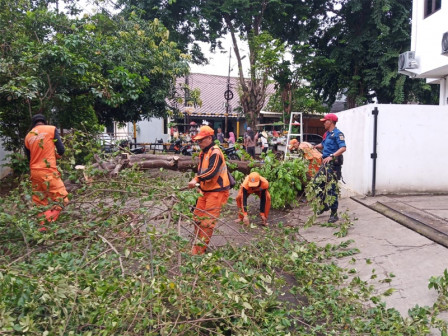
[188,125,231,255]
[235,172,271,227]
[289,138,322,176]
[24,114,68,231]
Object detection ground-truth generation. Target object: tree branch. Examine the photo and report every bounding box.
[98,234,125,277]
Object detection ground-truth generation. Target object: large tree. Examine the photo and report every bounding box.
[0,0,188,151]
[298,0,438,109]
[118,0,332,128]
[267,60,328,124]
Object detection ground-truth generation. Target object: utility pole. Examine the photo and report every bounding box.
[184,76,190,131]
[224,48,234,136]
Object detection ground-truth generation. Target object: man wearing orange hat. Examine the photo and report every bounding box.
[289,138,322,176]
[235,172,271,227]
[289,138,300,154]
[313,113,346,223]
[188,125,231,255]
[24,114,69,231]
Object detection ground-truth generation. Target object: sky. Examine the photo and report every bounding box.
[189,34,251,77]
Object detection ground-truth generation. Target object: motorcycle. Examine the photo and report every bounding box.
[180,142,193,156]
[170,139,194,156]
[118,140,146,154]
[221,145,240,161]
[172,139,182,154]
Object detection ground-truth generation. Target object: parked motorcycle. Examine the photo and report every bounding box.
[170,139,194,156]
[221,145,240,161]
[180,143,193,156]
[119,140,146,154]
[172,139,182,154]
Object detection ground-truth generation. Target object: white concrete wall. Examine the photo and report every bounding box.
[336,106,374,195]
[337,104,448,195]
[132,118,169,143]
[0,139,11,178]
[411,0,448,78]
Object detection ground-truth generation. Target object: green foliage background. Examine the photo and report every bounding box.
[0,0,189,152]
[297,0,439,108]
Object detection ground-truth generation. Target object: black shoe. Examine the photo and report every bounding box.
[328,214,339,223]
[317,206,329,215]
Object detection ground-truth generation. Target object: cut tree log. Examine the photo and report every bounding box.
[110,158,130,178]
[92,153,257,175]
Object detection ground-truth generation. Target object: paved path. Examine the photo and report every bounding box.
[300,195,448,317]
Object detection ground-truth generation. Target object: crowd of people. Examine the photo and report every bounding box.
[170,122,291,160]
[25,113,346,255]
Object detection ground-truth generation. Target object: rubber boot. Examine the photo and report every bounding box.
[191,227,213,255]
[191,244,207,255]
[37,208,61,232]
[45,208,61,222]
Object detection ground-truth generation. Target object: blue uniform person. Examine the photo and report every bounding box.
[314,113,346,223]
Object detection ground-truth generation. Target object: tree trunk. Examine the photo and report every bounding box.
[92,154,257,176]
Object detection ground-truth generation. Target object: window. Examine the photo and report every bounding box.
[425,0,441,18]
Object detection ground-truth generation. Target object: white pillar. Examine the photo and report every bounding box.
[440,77,448,106]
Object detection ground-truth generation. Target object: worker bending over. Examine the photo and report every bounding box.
[235,172,271,227]
[289,138,322,176]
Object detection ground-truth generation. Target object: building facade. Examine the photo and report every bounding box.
[171,73,276,139]
[400,0,448,105]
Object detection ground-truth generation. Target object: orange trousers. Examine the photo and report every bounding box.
[31,169,68,231]
[236,188,271,220]
[30,169,68,207]
[192,190,229,255]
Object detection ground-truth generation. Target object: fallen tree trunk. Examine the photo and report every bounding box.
[92,153,257,175]
[128,154,191,162]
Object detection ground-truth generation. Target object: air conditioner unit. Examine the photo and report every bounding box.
[442,32,448,55]
[398,51,418,71]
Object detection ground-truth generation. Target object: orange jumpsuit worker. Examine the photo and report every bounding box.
[188,125,231,255]
[24,114,68,231]
[235,172,271,227]
[289,139,322,176]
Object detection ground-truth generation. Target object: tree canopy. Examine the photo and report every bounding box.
[0,0,189,151]
[118,0,333,127]
[297,0,439,108]
[1,0,440,152]
[120,0,438,123]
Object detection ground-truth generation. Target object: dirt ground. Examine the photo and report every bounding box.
[131,169,309,251]
[202,187,308,251]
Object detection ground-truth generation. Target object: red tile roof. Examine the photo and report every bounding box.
[171,73,276,118]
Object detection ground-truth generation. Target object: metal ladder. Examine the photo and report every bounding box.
[284,112,303,160]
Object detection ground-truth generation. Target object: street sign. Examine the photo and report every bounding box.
[224,90,234,101]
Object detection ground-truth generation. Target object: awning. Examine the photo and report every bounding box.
[260,110,283,116]
[177,111,242,118]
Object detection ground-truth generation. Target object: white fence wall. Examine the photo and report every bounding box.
[0,139,11,178]
[132,118,169,143]
[336,106,373,195]
[337,104,448,195]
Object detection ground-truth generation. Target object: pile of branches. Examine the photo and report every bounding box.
[1,168,447,335]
